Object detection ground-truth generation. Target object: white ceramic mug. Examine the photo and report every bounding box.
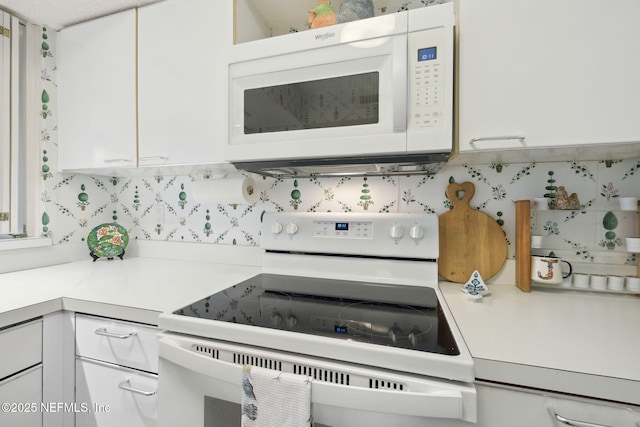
[619,197,638,211]
[573,273,590,288]
[590,275,607,290]
[625,237,640,253]
[531,256,573,285]
[607,275,625,291]
[531,235,543,248]
[627,277,640,292]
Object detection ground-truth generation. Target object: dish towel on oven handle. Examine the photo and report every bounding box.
[241,365,312,427]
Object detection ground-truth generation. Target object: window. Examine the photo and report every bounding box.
[0,11,12,236]
[0,11,41,244]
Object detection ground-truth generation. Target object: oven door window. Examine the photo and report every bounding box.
[204,397,239,427]
[204,397,331,427]
[243,72,379,135]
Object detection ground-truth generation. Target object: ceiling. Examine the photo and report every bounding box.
[0,0,166,30]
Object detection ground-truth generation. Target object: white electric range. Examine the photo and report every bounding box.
[158,212,476,427]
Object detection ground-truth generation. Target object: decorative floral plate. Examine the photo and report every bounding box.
[87,223,129,261]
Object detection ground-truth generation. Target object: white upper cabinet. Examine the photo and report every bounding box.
[456,0,640,161]
[137,0,232,168]
[58,0,233,174]
[58,10,137,171]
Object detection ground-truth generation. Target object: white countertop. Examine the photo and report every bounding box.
[1,242,639,406]
[440,281,640,405]
[0,242,261,326]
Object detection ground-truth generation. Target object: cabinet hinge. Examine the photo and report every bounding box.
[0,26,10,38]
[0,212,9,221]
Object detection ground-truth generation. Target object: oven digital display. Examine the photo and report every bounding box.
[335,222,349,231]
[335,325,348,334]
[418,46,437,62]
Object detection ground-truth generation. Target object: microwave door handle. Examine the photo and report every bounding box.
[393,40,408,133]
[394,83,407,132]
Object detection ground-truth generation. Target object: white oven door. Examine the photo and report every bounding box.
[158,333,475,427]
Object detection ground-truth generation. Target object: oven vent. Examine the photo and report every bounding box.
[369,378,405,391]
[293,364,350,386]
[233,352,282,371]
[192,341,412,393]
[192,344,219,359]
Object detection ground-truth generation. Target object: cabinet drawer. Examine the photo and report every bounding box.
[75,314,158,373]
[477,383,640,427]
[0,365,43,427]
[76,358,158,427]
[0,319,43,379]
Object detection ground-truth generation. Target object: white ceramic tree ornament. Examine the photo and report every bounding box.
[461,270,490,300]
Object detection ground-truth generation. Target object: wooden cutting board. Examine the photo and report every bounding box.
[438,182,508,283]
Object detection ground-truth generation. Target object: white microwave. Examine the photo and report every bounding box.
[226,3,454,177]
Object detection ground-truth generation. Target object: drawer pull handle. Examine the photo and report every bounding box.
[118,379,157,397]
[469,136,526,145]
[103,159,133,164]
[139,156,169,162]
[95,327,137,339]
[555,413,610,427]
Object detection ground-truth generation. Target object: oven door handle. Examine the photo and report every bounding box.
[159,336,242,385]
[313,382,463,419]
[159,336,464,420]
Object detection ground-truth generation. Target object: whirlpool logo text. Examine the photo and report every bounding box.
[315,31,336,41]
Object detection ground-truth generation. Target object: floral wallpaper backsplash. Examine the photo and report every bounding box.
[39,27,639,269]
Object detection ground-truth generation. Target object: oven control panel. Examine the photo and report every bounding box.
[312,220,373,239]
[261,212,439,260]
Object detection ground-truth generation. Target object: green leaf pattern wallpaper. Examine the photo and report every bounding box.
[38,27,639,269]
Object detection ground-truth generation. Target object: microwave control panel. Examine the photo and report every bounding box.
[408,27,447,130]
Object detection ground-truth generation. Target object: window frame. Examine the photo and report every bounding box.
[0,14,50,249]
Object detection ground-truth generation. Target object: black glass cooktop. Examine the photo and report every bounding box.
[174,273,459,356]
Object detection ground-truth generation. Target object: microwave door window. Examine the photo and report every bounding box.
[243,72,379,135]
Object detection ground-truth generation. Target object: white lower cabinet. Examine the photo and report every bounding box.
[0,365,43,427]
[0,318,43,378]
[75,359,158,427]
[476,382,640,427]
[0,318,43,427]
[75,314,159,427]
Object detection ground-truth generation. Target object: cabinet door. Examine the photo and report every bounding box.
[0,318,42,379]
[76,358,158,427]
[458,0,640,154]
[476,383,640,427]
[0,365,43,427]
[58,10,137,171]
[137,0,232,167]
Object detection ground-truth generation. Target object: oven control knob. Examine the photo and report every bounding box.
[409,225,425,241]
[286,315,298,329]
[389,224,404,240]
[271,312,283,326]
[271,222,283,234]
[286,222,298,235]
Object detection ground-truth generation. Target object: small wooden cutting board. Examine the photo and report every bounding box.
[438,182,508,283]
